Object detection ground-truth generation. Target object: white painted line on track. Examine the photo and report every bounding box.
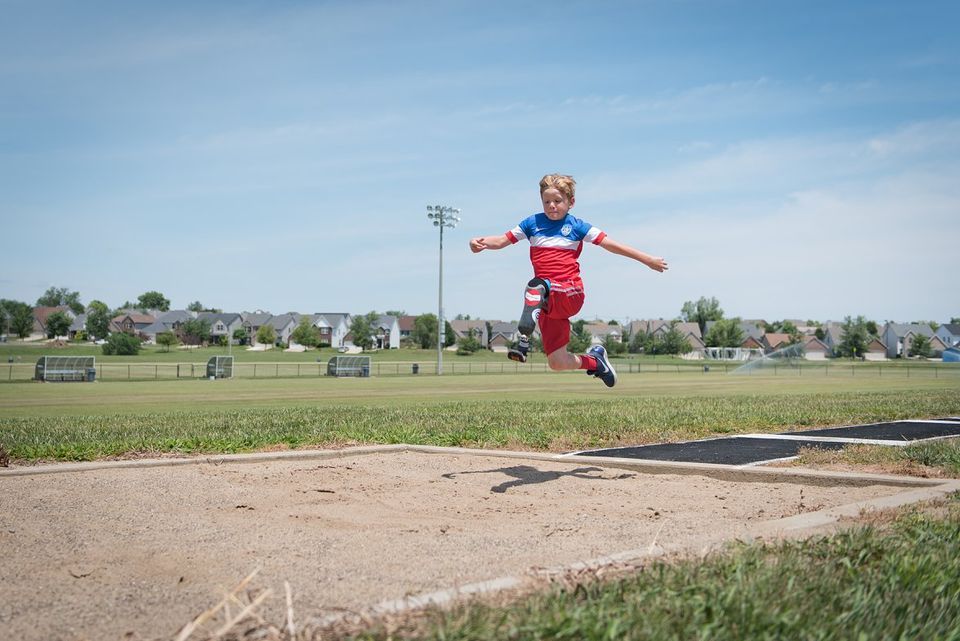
[735,433,912,446]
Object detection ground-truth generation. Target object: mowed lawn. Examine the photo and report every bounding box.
[1,369,958,461]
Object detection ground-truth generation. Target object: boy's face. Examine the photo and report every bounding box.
[541,188,574,220]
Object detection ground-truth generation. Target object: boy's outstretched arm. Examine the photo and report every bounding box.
[470,234,511,253]
[599,236,668,272]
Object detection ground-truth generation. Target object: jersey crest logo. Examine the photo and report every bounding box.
[560,224,572,236]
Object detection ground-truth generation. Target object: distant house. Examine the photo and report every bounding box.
[627,319,704,356]
[761,333,793,353]
[268,313,300,346]
[583,322,622,346]
[882,323,934,359]
[821,321,845,355]
[489,321,520,352]
[197,312,243,344]
[741,335,763,350]
[110,312,155,336]
[864,338,887,361]
[398,315,418,344]
[928,335,949,358]
[241,311,273,346]
[372,314,400,349]
[449,319,489,349]
[935,324,960,348]
[315,313,352,348]
[803,336,830,361]
[140,310,195,344]
[68,313,86,340]
[32,306,74,339]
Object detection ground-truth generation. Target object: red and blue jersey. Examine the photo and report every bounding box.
[506,213,606,282]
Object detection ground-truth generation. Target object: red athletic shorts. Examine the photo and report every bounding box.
[539,280,585,355]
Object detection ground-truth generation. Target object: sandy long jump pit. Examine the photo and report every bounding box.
[2,445,957,641]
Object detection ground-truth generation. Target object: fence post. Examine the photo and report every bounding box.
[254,364,257,378]
[128,364,131,380]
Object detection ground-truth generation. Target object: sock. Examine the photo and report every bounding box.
[579,355,598,370]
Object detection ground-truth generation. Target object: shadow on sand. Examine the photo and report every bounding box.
[442,465,636,494]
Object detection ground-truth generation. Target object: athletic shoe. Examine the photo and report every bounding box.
[587,345,617,388]
[508,335,530,363]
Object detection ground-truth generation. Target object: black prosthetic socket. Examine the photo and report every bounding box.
[517,278,549,337]
[509,278,549,363]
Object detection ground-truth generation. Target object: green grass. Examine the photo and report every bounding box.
[796,439,960,476]
[341,494,960,641]
[1,373,958,461]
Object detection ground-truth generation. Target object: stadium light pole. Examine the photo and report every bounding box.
[426,204,460,375]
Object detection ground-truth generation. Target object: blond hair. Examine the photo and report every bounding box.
[539,174,576,201]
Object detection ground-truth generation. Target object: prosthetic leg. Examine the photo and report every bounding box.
[508,277,549,363]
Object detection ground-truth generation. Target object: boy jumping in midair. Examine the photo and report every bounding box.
[469,174,668,387]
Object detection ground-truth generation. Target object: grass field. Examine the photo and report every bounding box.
[1,369,958,461]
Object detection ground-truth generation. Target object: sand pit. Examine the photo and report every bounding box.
[1,446,954,641]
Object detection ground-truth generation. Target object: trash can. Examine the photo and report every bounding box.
[86,368,96,382]
[703,365,710,373]
[412,363,419,374]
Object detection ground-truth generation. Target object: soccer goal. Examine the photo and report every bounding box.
[327,355,371,377]
[206,356,234,379]
[35,356,96,382]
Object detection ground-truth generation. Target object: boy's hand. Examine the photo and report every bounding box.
[469,237,487,253]
[646,256,668,272]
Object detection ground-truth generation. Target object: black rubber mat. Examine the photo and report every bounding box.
[782,421,960,441]
[577,437,849,466]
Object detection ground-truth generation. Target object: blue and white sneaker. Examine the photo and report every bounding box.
[586,345,617,388]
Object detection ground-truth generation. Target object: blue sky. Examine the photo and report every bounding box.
[2,0,958,325]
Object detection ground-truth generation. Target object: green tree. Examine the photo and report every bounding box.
[291,317,320,348]
[456,328,483,355]
[137,291,170,312]
[567,319,592,354]
[658,321,694,355]
[256,324,277,346]
[36,286,84,315]
[233,327,249,346]
[413,314,438,349]
[187,301,221,313]
[705,318,745,348]
[629,329,654,354]
[349,312,379,351]
[181,318,211,345]
[908,334,932,358]
[45,310,71,338]
[602,333,627,356]
[444,320,456,348]
[102,332,141,355]
[7,301,34,339]
[156,331,179,352]
[0,300,11,337]
[85,300,111,341]
[681,296,724,337]
[837,315,870,358]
